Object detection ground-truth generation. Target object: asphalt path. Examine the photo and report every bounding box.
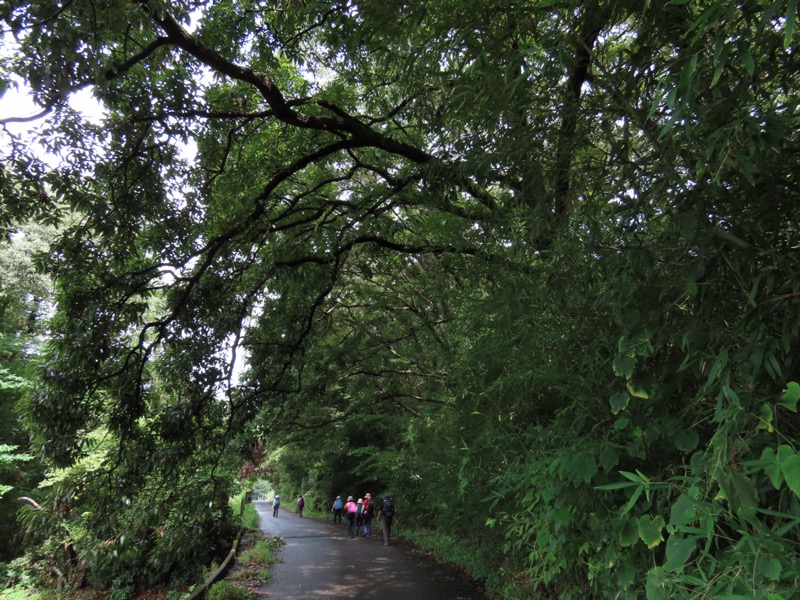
[253,501,473,599]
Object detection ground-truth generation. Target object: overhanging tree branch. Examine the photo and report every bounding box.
[133,0,434,165]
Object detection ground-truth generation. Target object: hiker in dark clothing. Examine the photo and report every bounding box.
[379,495,398,546]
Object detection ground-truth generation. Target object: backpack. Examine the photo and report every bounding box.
[382,498,395,518]
[334,498,343,510]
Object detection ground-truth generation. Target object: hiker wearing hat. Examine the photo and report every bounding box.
[344,495,359,538]
[272,494,280,518]
[378,494,398,546]
[331,495,343,524]
[356,498,365,531]
[361,493,375,537]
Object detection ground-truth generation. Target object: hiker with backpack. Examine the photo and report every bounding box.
[356,498,365,531]
[361,493,375,537]
[296,495,305,517]
[379,494,398,546]
[331,495,343,524]
[272,494,280,517]
[344,496,359,538]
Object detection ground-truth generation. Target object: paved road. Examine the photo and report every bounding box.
[253,501,473,599]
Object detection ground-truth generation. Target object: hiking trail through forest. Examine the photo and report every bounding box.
[252,501,488,599]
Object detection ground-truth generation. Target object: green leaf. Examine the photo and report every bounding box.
[599,448,619,472]
[622,485,644,515]
[717,469,759,516]
[777,444,795,487]
[740,47,755,76]
[780,451,800,496]
[619,518,640,547]
[597,481,641,491]
[620,470,649,484]
[614,416,629,430]
[570,454,597,484]
[785,0,798,49]
[757,403,774,432]
[627,380,650,399]
[616,560,635,588]
[779,381,800,412]
[645,567,668,600]
[669,494,697,527]
[663,534,696,571]
[705,348,729,387]
[674,429,699,453]
[610,392,630,414]
[665,87,678,110]
[638,515,665,548]
[760,447,783,489]
[613,354,635,378]
[618,331,652,356]
[716,228,752,249]
[757,557,782,581]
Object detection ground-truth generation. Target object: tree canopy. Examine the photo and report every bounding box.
[1,0,799,597]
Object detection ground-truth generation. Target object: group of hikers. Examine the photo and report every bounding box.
[270,494,304,518]
[330,492,398,546]
[269,491,398,546]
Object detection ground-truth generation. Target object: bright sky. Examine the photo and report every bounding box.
[1,84,104,126]
[0,20,104,172]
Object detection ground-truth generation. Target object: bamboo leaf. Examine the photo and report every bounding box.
[785,0,798,49]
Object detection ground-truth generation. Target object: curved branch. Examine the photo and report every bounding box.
[134,0,433,165]
[139,139,366,352]
[18,496,42,510]
[0,105,55,125]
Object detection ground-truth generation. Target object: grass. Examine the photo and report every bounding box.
[228,493,261,530]
[206,581,253,600]
[224,533,284,595]
[240,504,261,530]
[0,587,36,600]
